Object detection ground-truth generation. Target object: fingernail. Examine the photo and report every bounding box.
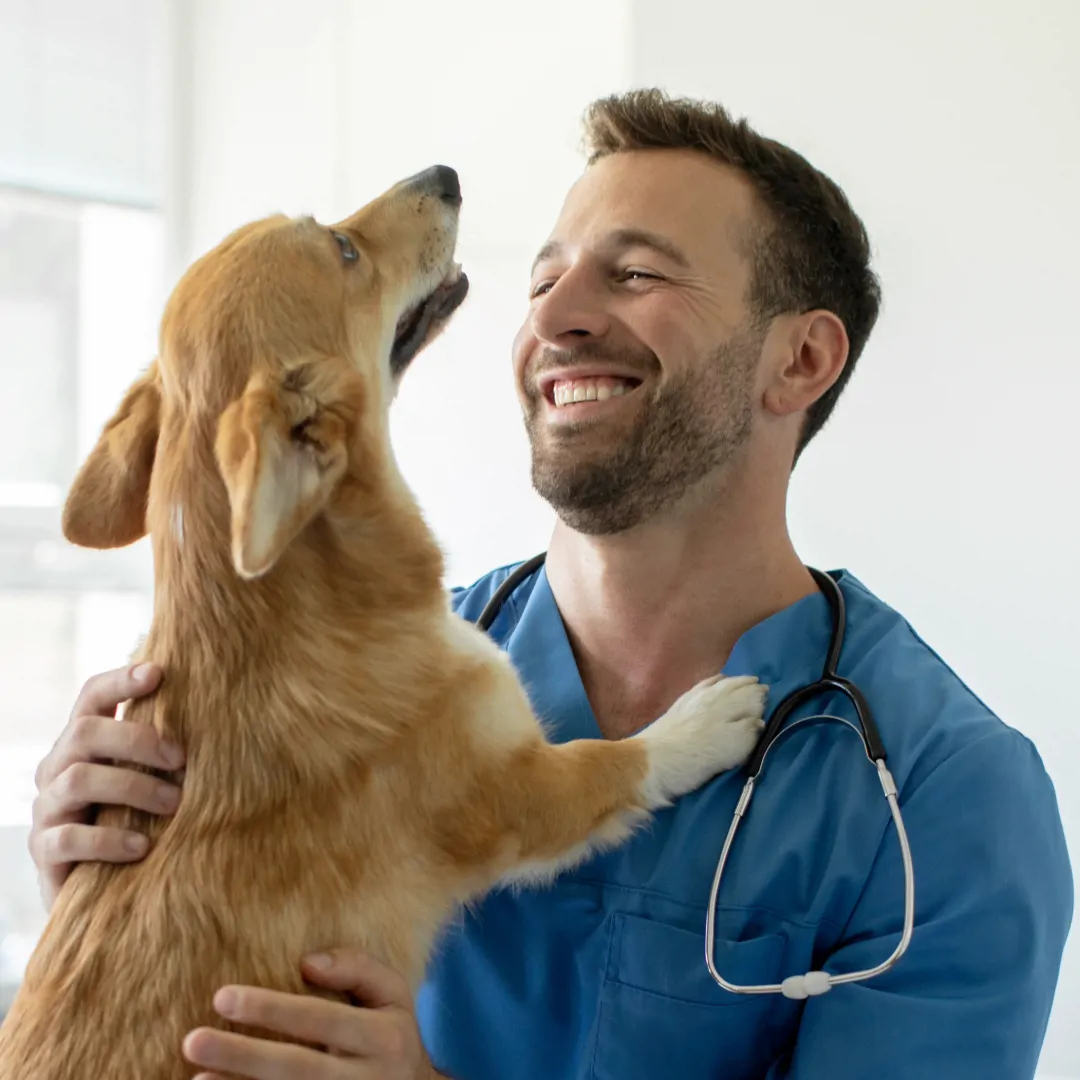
[214,988,238,1017]
[132,663,154,683]
[123,833,148,855]
[303,952,333,971]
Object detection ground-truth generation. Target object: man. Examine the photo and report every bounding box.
[27,89,1072,1079]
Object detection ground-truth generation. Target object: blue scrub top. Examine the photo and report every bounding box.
[416,561,1073,1080]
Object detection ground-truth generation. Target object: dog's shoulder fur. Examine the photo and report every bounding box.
[0,171,765,1080]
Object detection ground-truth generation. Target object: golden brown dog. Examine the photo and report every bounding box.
[0,165,766,1079]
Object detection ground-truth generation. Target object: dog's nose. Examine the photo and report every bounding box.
[409,165,461,206]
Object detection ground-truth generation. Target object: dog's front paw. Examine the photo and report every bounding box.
[635,675,766,808]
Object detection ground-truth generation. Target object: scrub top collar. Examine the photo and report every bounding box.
[492,561,844,743]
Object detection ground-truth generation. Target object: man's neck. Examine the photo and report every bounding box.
[544,471,815,739]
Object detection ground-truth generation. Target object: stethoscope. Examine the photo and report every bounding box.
[475,553,915,1002]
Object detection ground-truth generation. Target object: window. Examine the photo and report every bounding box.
[0,186,163,1015]
[0,0,167,1016]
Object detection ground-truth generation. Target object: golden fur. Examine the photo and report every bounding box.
[0,168,765,1079]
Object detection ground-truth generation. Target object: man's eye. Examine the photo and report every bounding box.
[620,269,659,282]
[331,231,359,264]
[530,280,554,299]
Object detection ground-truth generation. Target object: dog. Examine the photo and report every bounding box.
[0,164,766,1078]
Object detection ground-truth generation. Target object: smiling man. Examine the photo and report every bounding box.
[28,89,1072,1080]
[523,203,764,545]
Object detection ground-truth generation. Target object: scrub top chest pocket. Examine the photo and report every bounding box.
[590,913,790,1080]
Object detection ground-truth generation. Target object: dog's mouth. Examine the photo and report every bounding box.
[390,266,470,377]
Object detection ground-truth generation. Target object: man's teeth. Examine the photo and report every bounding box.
[552,377,634,407]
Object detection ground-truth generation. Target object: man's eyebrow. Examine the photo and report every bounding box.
[531,240,560,275]
[607,228,690,268]
[530,229,690,275]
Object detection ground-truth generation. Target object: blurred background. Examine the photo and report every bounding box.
[0,0,1076,1074]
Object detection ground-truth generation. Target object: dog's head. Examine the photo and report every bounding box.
[61,165,468,578]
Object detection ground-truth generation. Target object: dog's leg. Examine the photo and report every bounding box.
[467,674,766,887]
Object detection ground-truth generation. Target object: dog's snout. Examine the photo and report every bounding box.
[408,165,461,206]
[429,165,461,204]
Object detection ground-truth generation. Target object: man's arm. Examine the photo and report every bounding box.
[766,729,1073,1080]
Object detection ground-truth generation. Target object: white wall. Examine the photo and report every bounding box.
[169,0,1077,1074]
[632,1,1079,1074]
[171,0,631,585]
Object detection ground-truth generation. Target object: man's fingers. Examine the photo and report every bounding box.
[301,949,411,1009]
[30,822,149,869]
[38,714,184,794]
[182,1025,351,1080]
[35,664,167,790]
[34,761,181,826]
[211,985,385,1058]
[70,663,163,722]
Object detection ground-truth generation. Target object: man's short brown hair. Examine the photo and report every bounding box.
[581,88,881,460]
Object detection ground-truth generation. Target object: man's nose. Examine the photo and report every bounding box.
[530,269,611,346]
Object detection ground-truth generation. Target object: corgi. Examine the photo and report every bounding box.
[0,164,765,1079]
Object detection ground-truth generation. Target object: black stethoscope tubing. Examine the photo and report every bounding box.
[473,551,914,997]
[474,553,887,771]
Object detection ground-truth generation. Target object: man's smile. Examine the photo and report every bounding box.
[534,366,646,423]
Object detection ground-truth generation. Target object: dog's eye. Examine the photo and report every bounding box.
[331,231,359,264]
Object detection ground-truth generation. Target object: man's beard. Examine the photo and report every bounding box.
[524,330,763,536]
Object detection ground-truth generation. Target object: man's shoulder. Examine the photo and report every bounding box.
[841,572,993,701]
[838,571,1038,779]
[449,558,535,625]
[840,572,1072,952]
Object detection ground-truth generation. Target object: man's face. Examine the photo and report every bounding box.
[513,148,768,535]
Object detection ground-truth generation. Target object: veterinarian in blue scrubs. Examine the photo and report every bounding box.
[415,562,1072,1080]
[408,89,1072,1079]
[31,87,1072,1080]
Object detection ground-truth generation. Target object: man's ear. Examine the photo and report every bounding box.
[762,311,849,418]
[62,363,162,548]
[214,369,353,579]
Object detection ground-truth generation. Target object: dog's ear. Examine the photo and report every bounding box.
[214,369,353,579]
[62,363,162,548]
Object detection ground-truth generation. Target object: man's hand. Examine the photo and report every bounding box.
[29,663,183,909]
[182,948,444,1080]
